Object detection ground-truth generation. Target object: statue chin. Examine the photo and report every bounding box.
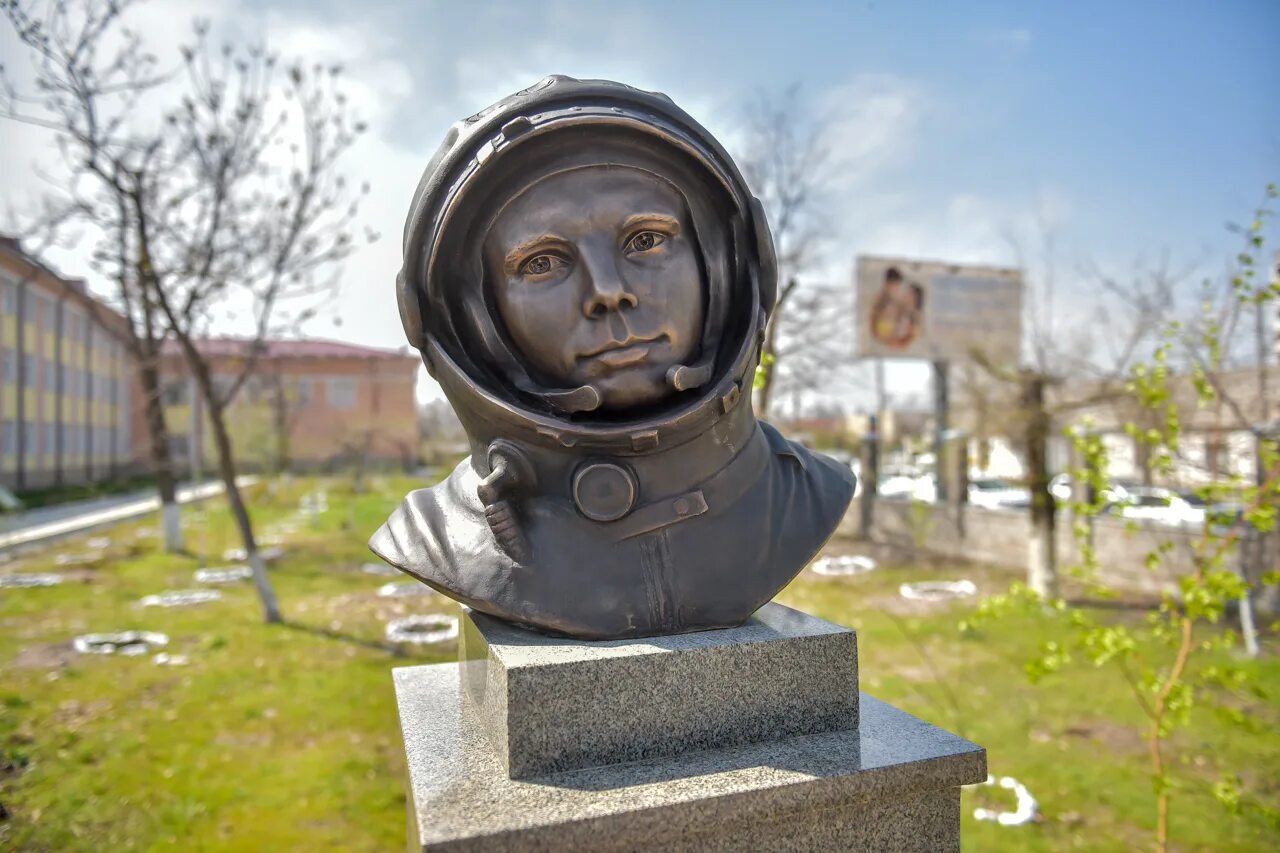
[587,366,677,411]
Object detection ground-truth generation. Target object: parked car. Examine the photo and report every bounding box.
[1107,486,1205,527]
[878,474,936,503]
[1049,473,1131,506]
[967,478,1030,510]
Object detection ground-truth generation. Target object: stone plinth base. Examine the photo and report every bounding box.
[460,603,859,778]
[394,604,985,852]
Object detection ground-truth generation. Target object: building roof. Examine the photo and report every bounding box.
[164,337,417,362]
[0,234,132,342]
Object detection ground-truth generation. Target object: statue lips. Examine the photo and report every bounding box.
[578,334,666,372]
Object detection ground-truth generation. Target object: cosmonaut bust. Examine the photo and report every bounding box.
[370,76,855,639]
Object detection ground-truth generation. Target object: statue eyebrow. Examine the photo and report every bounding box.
[620,213,681,234]
[504,234,570,276]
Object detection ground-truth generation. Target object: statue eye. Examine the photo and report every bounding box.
[519,254,566,277]
[624,230,666,255]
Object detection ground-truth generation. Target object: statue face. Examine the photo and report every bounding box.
[484,166,705,410]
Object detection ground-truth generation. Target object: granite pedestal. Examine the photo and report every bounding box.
[394,603,985,852]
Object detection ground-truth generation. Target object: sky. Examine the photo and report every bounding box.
[3,0,1278,412]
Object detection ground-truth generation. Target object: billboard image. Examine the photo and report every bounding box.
[855,255,1023,365]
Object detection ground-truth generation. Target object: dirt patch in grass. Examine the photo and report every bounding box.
[10,642,80,670]
[1060,719,1146,755]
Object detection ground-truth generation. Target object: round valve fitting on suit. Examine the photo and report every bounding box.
[572,462,638,522]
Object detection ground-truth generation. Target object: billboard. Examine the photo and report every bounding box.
[854,255,1023,365]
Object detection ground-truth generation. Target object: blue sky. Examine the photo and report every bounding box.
[4,0,1277,409]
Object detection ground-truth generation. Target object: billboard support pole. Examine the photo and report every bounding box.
[932,360,949,502]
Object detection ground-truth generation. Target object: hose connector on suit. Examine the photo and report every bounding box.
[476,440,536,564]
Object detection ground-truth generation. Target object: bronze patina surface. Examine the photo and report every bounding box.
[370,76,856,639]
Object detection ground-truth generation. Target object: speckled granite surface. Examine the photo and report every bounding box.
[395,663,986,852]
[459,603,859,778]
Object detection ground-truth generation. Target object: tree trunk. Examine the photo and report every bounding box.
[754,277,798,421]
[138,354,183,553]
[185,359,282,624]
[1023,373,1058,599]
[272,379,290,476]
[207,396,282,623]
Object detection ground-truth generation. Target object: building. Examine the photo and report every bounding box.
[949,363,1279,485]
[161,338,420,473]
[0,237,142,491]
[1055,364,1278,485]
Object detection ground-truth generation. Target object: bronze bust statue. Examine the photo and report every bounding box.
[370,76,855,639]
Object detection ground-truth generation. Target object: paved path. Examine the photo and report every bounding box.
[0,480,237,552]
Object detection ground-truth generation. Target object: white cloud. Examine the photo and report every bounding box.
[821,73,926,190]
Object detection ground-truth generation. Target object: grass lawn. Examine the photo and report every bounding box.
[1,476,1276,851]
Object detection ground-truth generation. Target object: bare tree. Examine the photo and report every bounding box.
[2,0,187,551]
[767,280,864,418]
[2,0,369,623]
[738,85,833,418]
[146,41,368,624]
[970,227,1185,598]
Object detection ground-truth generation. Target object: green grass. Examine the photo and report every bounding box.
[1,479,1277,851]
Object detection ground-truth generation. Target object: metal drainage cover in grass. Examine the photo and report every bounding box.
[221,546,285,563]
[971,774,1039,827]
[899,579,978,601]
[54,552,103,566]
[378,581,432,598]
[811,555,877,576]
[195,567,254,584]
[385,615,459,645]
[139,589,223,608]
[0,573,65,588]
[73,631,169,656]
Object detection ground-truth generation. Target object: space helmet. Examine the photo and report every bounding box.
[398,76,776,455]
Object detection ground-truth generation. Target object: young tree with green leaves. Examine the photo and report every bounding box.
[965,186,1280,852]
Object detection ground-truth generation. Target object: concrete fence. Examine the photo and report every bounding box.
[843,497,1222,598]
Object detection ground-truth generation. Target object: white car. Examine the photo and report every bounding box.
[878,475,936,502]
[967,478,1030,510]
[1109,487,1205,527]
[1049,474,1130,506]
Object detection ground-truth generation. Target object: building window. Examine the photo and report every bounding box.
[326,377,358,409]
[161,380,189,406]
[23,423,36,456]
[23,293,38,324]
[294,378,313,405]
[22,354,36,387]
[1,420,15,455]
[0,280,14,315]
[211,376,235,403]
[44,423,55,458]
[1,347,14,384]
[168,434,190,460]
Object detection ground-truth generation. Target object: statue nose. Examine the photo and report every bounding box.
[581,247,638,318]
